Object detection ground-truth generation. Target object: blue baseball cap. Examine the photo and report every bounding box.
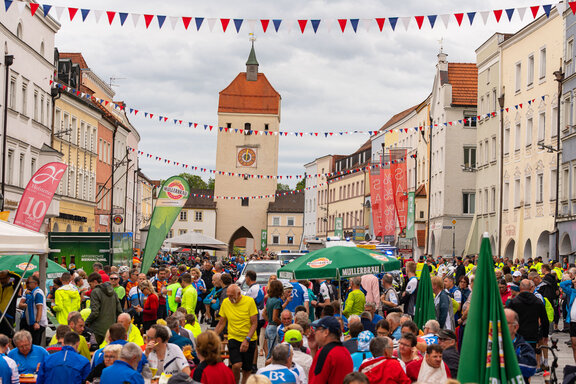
[311,316,341,335]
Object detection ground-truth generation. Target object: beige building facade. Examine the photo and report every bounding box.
[500,9,562,260]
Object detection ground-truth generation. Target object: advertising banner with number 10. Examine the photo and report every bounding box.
[14,162,67,232]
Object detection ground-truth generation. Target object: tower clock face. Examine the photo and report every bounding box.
[237,147,257,167]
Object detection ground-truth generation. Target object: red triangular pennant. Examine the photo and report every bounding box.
[182,17,192,30]
[221,18,230,32]
[493,9,503,22]
[415,16,424,29]
[68,7,78,21]
[30,3,39,16]
[261,19,269,33]
[144,14,154,28]
[298,19,307,33]
[454,13,464,26]
[338,19,347,32]
[106,11,116,25]
[375,18,385,31]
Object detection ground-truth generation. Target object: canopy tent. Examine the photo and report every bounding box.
[165,232,227,251]
[277,246,401,280]
[0,255,67,279]
[0,221,49,255]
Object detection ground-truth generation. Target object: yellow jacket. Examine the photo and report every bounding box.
[52,284,81,325]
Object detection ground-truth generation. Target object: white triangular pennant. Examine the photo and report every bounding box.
[440,14,451,28]
[16,1,26,15]
[517,7,527,21]
[400,16,411,31]
[131,13,140,27]
[93,9,103,23]
[361,18,371,32]
[480,11,490,25]
[207,18,216,31]
[54,6,64,20]
[168,16,178,30]
[247,19,257,32]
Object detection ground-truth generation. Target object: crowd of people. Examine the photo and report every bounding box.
[0,251,569,384]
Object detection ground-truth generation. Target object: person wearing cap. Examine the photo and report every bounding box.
[256,344,300,384]
[309,316,353,384]
[285,326,312,378]
[359,336,410,384]
[437,329,459,378]
[351,331,374,371]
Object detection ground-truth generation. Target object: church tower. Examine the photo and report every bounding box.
[214,41,281,254]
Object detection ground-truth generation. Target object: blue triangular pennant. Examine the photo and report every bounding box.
[42,4,51,17]
[350,19,359,32]
[428,15,437,28]
[234,19,243,32]
[81,9,90,21]
[505,8,515,21]
[467,12,476,25]
[4,0,12,12]
[311,19,320,33]
[543,4,552,18]
[389,17,398,30]
[195,17,204,30]
[273,19,282,32]
[119,12,128,26]
[157,15,166,29]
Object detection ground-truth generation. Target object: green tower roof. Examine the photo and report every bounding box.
[246,42,259,66]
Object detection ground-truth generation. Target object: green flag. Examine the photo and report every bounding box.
[457,234,525,384]
[413,264,435,330]
[140,176,190,273]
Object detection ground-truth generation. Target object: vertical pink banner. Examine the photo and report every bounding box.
[391,150,408,232]
[369,165,383,237]
[14,162,67,232]
[381,167,396,237]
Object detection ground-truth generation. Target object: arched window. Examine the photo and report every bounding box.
[16,23,22,39]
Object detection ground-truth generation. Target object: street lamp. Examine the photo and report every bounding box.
[553,68,564,262]
[2,55,14,205]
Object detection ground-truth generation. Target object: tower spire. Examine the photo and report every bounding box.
[246,34,259,81]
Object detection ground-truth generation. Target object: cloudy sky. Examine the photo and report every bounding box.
[45,0,548,187]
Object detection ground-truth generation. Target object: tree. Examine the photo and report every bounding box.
[178,173,208,189]
[296,179,306,191]
[277,183,291,191]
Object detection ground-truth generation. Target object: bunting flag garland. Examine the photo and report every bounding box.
[8,1,564,34]
[50,78,547,140]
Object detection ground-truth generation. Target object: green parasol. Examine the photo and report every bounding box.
[457,234,524,383]
[413,264,436,330]
[0,255,67,279]
[277,246,401,280]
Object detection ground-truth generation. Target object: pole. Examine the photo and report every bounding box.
[554,68,564,261]
[2,55,14,208]
[498,93,505,257]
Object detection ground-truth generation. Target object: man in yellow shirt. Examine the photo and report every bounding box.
[215,284,258,384]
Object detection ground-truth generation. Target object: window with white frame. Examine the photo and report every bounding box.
[525,176,532,206]
[526,117,533,146]
[527,55,534,86]
[463,192,475,214]
[538,112,546,142]
[537,173,544,203]
[539,48,547,79]
[515,62,522,92]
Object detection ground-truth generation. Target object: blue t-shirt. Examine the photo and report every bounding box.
[257,364,299,384]
[285,282,306,313]
[8,345,49,374]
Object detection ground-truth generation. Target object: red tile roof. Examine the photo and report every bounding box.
[218,73,281,115]
[447,63,478,107]
[59,52,89,69]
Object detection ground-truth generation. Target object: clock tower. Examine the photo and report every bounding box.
[214,42,281,254]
